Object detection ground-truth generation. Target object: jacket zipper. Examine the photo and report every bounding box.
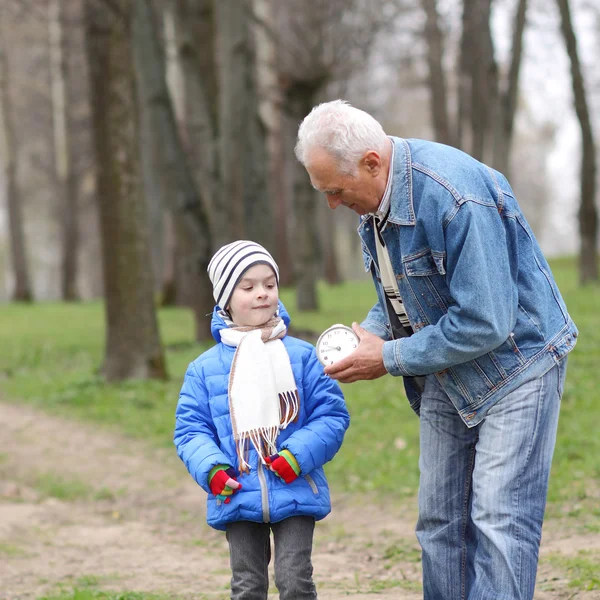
[257,461,270,522]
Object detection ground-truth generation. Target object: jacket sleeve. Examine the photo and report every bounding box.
[383,199,517,376]
[361,300,393,341]
[279,349,350,475]
[173,362,232,493]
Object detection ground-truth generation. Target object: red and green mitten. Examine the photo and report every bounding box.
[264,449,301,484]
[208,465,242,503]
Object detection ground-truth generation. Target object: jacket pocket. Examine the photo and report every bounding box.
[304,474,319,495]
[404,250,445,276]
[403,250,452,310]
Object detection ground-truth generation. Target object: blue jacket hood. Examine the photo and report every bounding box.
[210,300,292,342]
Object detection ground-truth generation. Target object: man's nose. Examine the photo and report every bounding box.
[327,195,342,210]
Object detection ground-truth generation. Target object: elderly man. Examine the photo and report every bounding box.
[295,100,577,600]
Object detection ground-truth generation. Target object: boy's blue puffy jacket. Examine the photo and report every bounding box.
[174,302,350,531]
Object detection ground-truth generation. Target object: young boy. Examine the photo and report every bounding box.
[174,240,350,599]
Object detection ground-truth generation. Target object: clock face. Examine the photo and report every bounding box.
[316,324,360,366]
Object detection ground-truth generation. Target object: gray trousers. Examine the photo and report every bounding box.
[225,516,317,600]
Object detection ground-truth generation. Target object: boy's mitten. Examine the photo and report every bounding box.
[265,449,300,484]
[209,465,242,503]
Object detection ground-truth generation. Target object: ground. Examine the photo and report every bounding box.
[0,401,598,600]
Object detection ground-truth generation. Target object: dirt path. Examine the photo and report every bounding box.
[0,401,598,600]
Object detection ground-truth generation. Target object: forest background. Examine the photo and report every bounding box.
[0,0,599,598]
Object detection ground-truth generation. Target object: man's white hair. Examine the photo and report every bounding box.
[295,100,388,175]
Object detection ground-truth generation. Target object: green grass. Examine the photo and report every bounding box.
[0,542,28,557]
[1,259,599,511]
[545,551,600,591]
[37,575,196,600]
[33,472,94,501]
[38,590,188,600]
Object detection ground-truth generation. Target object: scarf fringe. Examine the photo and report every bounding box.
[279,390,300,428]
[236,426,279,473]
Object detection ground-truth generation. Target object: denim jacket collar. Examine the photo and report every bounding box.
[388,137,416,226]
[358,137,415,237]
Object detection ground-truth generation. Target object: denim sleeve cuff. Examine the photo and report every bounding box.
[361,319,390,340]
[383,339,411,377]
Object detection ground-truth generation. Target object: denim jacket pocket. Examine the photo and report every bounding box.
[404,250,441,276]
[403,250,453,310]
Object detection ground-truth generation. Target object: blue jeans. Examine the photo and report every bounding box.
[416,359,567,600]
[226,516,317,600]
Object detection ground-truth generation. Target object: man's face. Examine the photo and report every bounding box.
[305,146,386,216]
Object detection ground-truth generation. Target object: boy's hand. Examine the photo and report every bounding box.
[265,450,300,484]
[209,466,242,503]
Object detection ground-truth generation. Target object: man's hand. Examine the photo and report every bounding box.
[324,323,387,383]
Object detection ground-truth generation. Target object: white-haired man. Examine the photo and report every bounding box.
[296,100,577,600]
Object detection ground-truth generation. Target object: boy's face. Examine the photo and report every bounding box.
[227,264,279,327]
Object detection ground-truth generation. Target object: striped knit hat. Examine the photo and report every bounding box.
[208,241,279,309]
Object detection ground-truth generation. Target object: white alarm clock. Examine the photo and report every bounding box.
[316,324,360,366]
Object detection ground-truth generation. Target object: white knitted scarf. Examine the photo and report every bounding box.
[219,316,299,473]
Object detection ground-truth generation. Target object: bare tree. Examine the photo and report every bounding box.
[0,5,33,302]
[165,0,224,241]
[49,0,79,301]
[422,0,527,177]
[272,0,394,308]
[493,0,528,177]
[85,0,167,380]
[421,0,453,146]
[216,0,272,249]
[457,0,498,162]
[133,0,214,340]
[556,0,598,283]
[254,0,293,284]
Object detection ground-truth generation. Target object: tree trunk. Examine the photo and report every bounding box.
[85,0,167,380]
[138,83,166,293]
[556,0,598,284]
[458,0,497,162]
[133,0,214,339]
[0,11,32,302]
[293,157,320,310]
[160,210,177,306]
[216,0,273,249]
[322,203,341,285]
[493,0,527,177]
[286,82,322,311]
[421,0,453,146]
[49,0,80,301]
[166,0,228,247]
[254,0,293,284]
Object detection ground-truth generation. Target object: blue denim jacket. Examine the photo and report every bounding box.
[360,138,578,427]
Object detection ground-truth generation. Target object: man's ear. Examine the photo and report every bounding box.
[362,151,382,177]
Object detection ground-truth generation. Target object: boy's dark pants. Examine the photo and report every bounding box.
[226,516,317,600]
